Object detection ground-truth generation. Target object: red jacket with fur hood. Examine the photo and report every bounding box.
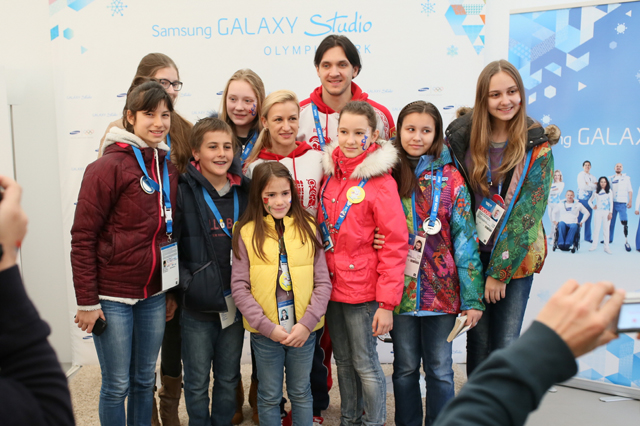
[71,127,179,307]
[320,140,408,308]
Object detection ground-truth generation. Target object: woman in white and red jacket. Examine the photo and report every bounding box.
[319,101,408,426]
[71,80,179,426]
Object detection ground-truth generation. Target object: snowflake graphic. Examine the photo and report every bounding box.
[447,45,458,56]
[421,1,436,16]
[615,23,627,34]
[541,114,552,125]
[108,0,127,16]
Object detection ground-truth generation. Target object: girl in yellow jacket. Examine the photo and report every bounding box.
[231,162,332,426]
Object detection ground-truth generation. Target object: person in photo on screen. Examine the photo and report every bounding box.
[577,160,597,243]
[220,69,266,167]
[589,177,614,254]
[97,54,193,425]
[547,170,564,239]
[608,163,633,251]
[71,81,179,426]
[446,60,554,377]
[553,190,589,251]
[174,117,250,425]
[231,162,331,426]
[635,184,640,251]
[320,101,408,426]
[389,101,484,425]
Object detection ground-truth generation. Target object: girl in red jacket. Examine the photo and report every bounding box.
[320,101,408,425]
[72,80,179,426]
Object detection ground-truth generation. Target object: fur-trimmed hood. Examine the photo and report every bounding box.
[322,139,399,180]
[102,126,170,155]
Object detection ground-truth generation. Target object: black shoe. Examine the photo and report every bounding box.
[625,242,631,252]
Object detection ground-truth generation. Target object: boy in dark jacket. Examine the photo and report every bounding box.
[175,117,250,425]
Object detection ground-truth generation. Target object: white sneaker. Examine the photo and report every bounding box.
[604,247,612,254]
[589,244,597,251]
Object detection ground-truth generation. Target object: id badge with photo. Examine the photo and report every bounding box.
[404,233,426,279]
[220,289,241,329]
[475,198,505,245]
[319,221,334,252]
[277,299,295,333]
[160,241,179,292]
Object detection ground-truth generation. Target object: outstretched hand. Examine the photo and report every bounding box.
[536,280,625,358]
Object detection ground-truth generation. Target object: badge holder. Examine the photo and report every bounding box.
[320,222,334,252]
[404,233,426,278]
[220,289,241,329]
[160,240,179,292]
[476,197,505,245]
[277,299,294,333]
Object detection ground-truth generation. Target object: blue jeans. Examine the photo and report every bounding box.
[181,310,244,426]
[93,294,166,426]
[557,222,579,249]
[609,201,628,243]
[577,197,592,242]
[326,301,386,426]
[251,332,316,426]
[390,314,456,426]
[466,273,533,376]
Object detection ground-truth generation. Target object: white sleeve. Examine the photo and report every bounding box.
[609,192,614,213]
[636,187,640,211]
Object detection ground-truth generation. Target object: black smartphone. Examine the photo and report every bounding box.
[617,292,640,333]
[92,317,108,336]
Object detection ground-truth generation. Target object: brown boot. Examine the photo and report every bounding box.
[151,381,161,426]
[231,378,245,424]
[249,377,259,425]
[158,372,182,426]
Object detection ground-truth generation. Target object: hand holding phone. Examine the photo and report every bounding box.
[617,292,640,333]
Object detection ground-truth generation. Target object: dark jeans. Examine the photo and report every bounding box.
[466,252,534,376]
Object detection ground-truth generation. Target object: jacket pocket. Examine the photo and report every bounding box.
[182,261,227,313]
[334,255,370,289]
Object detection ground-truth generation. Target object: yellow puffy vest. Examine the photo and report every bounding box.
[239,215,324,333]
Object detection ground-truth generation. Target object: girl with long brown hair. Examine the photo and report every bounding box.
[446,60,554,376]
[230,162,331,425]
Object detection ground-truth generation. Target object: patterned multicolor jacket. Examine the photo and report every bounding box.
[395,146,484,315]
[446,112,554,284]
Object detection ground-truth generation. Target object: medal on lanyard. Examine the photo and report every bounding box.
[279,253,293,291]
[320,177,368,234]
[311,103,326,148]
[132,146,173,236]
[133,148,160,195]
[201,186,239,239]
[240,131,259,163]
[423,168,443,235]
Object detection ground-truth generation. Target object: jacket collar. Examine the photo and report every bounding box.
[103,126,170,154]
[322,139,398,180]
[308,82,367,114]
[184,156,248,196]
[257,141,313,161]
[415,145,453,176]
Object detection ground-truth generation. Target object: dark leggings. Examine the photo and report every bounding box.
[161,304,182,378]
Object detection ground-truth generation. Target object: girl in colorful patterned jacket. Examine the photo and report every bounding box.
[231,161,332,426]
[446,60,554,377]
[320,101,408,426]
[389,101,485,426]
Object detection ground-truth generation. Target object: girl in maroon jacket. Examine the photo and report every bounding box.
[320,101,408,425]
[71,80,179,426]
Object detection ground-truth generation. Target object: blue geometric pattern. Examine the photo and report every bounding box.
[67,0,96,12]
[444,0,486,55]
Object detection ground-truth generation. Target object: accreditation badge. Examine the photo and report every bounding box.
[160,241,179,292]
[475,197,505,245]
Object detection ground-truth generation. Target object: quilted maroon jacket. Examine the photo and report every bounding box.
[71,127,179,306]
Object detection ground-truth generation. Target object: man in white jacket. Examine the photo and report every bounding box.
[608,163,633,250]
[553,190,590,251]
[576,160,597,243]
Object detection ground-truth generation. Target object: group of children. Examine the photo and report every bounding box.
[71,34,554,426]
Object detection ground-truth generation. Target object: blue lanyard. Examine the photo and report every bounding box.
[411,164,442,232]
[201,186,238,239]
[487,141,507,195]
[311,103,326,148]
[240,131,259,162]
[166,133,171,149]
[320,176,368,232]
[132,146,173,234]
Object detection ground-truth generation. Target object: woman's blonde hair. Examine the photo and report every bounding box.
[469,59,539,196]
[244,90,299,165]
[220,69,266,152]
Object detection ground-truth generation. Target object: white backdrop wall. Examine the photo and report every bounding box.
[46,0,488,365]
